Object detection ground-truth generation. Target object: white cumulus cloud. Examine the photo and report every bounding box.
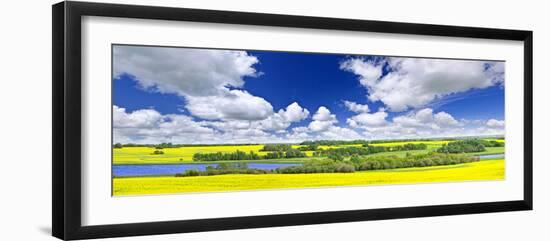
[347,110,388,127]
[281,102,310,122]
[392,108,460,129]
[113,105,216,144]
[184,90,273,120]
[308,106,338,132]
[347,108,473,140]
[286,106,362,140]
[113,45,274,121]
[343,100,370,113]
[113,105,162,128]
[259,102,310,131]
[114,45,259,97]
[340,57,504,112]
[320,126,362,140]
[434,112,460,127]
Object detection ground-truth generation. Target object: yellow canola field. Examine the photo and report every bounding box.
[113,159,504,196]
[114,145,265,164]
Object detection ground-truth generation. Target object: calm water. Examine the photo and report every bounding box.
[113,163,301,177]
[477,153,505,160]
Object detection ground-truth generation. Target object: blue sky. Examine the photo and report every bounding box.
[112,45,505,144]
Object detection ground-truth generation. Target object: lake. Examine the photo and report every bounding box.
[113,162,301,177]
[477,153,505,160]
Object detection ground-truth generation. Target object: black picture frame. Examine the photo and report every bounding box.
[52,1,533,240]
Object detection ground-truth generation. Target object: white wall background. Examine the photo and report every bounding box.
[0,0,547,240]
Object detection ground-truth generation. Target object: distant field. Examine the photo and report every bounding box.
[113,159,504,196]
[113,144,365,164]
[368,146,504,158]
[113,139,504,165]
[369,140,451,147]
[114,145,265,164]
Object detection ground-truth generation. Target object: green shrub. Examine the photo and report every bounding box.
[184,169,200,176]
[176,162,271,177]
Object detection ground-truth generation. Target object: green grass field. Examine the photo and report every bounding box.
[113,159,504,196]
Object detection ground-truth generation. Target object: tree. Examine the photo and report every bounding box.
[437,139,487,153]
[113,143,123,149]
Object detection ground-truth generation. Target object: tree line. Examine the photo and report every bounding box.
[260,143,320,152]
[259,144,293,152]
[176,152,479,177]
[276,152,478,174]
[437,139,504,153]
[192,143,429,162]
[314,144,428,161]
[192,149,307,162]
[387,143,428,151]
[300,140,370,146]
[299,137,504,146]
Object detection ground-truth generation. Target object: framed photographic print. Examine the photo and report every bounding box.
[52,1,533,240]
